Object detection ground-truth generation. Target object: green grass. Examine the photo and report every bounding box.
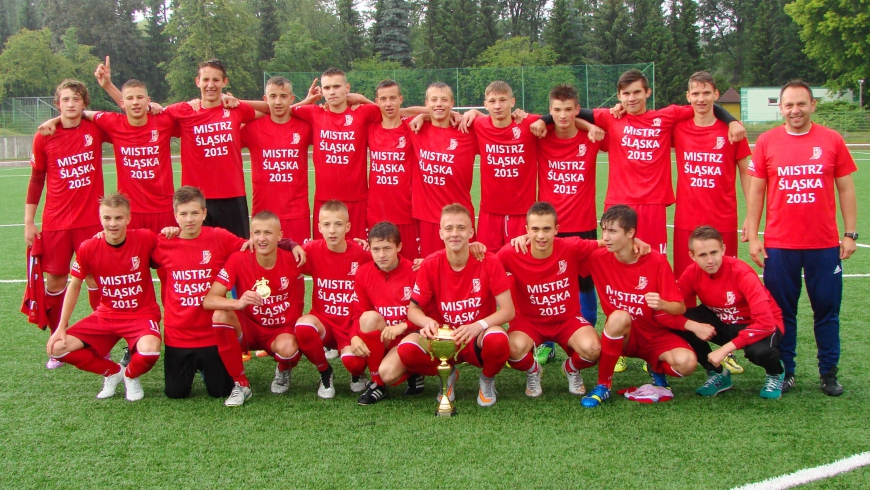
[0,152,868,489]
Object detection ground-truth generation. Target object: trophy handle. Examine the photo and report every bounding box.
[425,338,436,361]
[453,343,466,362]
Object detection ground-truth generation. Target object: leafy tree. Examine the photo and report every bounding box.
[697,0,759,85]
[475,36,558,67]
[586,0,632,65]
[337,0,369,64]
[141,0,171,102]
[501,0,549,41]
[0,1,13,48]
[18,0,41,31]
[254,0,284,66]
[373,0,414,67]
[543,0,588,65]
[266,21,335,73]
[0,28,73,99]
[59,27,114,109]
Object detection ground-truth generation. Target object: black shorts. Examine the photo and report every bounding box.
[557,229,597,293]
[163,345,233,399]
[204,196,250,239]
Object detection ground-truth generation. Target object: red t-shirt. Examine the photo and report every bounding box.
[215,249,304,327]
[293,103,382,202]
[152,227,245,348]
[411,251,511,327]
[580,249,682,332]
[366,121,414,224]
[677,256,783,350]
[536,128,602,232]
[596,105,694,205]
[475,115,540,215]
[164,102,256,199]
[92,112,177,214]
[241,116,312,220]
[497,238,598,323]
[408,122,478,223]
[71,229,160,321]
[673,119,752,230]
[352,257,418,332]
[748,124,857,249]
[29,121,106,231]
[300,239,372,332]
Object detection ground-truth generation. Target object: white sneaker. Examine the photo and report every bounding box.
[271,366,291,394]
[477,374,498,407]
[46,358,65,369]
[124,372,144,401]
[317,369,335,399]
[436,367,458,403]
[350,374,368,393]
[96,366,124,399]
[225,382,252,406]
[525,364,543,397]
[563,361,586,395]
[324,348,338,360]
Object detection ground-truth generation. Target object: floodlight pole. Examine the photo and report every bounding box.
[859,80,864,109]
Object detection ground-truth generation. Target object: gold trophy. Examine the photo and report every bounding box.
[423,325,462,417]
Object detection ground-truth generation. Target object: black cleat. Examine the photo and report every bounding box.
[119,346,132,368]
[404,373,425,395]
[781,372,796,393]
[357,382,389,405]
[820,367,844,396]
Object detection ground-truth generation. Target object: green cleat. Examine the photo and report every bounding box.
[533,344,554,365]
[695,370,732,396]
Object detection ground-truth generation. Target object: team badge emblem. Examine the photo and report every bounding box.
[726,291,736,306]
[131,256,140,271]
[72,261,81,274]
[291,133,301,145]
[402,287,412,301]
[413,283,420,294]
[652,118,662,127]
[349,262,359,275]
[635,276,648,290]
[471,278,481,293]
[150,130,159,143]
[254,278,271,298]
[217,269,229,281]
[344,115,354,126]
[512,127,521,140]
[558,260,568,275]
[447,139,458,151]
[397,136,407,149]
[223,108,230,118]
[200,250,212,265]
[84,134,93,147]
[748,159,756,172]
[280,277,290,290]
[810,147,822,160]
[577,144,587,156]
[714,136,725,150]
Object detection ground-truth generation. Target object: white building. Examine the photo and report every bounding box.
[740,87,855,123]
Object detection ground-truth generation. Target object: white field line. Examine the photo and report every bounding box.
[730,451,870,490]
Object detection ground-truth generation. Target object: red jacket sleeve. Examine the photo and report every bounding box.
[731,270,779,350]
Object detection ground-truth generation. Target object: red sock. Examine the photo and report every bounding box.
[480,330,510,378]
[597,333,624,388]
[45,288,65,332]
[659,362,684,378]
[125,350,159,378]
[389,372,410,387]
[213,323,248,386]
[295,323,329,371]
[360,330,385,381]
[275,351,300,372]
[341,353,366,377]
[58,348,119,376]
[87,287,101,311]
[568,352,597,371]
[508,351,536,372]
[397,342,439,377]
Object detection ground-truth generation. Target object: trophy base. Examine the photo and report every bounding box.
[435,408,457,417]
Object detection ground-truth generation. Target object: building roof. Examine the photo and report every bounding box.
[718,87,740,103]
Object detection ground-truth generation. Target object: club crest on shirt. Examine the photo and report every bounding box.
[652,118,662,127]
[349,262,359,276]
[635,276,648,290]
[131,256,140,271]
[200,250,212,265]
[291,133,301,145]
[512,127,521,140]
[810,147,822,160]
[447,139,458,151]
[223,108,231,118]
[726,291,736,306]
[471,278,481,293]
[714,136,725,150]
[280,277,290,290]
[402,286,412,301]
[577,144,587,157]
[397,136,407,149]
[84,134,93,147]
[344,115,354,126]
[150,130,159,143]
[558,260,568,275]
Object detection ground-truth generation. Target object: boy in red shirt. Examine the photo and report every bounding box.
[46,193,161,402]
[676,226,785,398]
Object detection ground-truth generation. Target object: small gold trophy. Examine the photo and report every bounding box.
[253,278,271,299]
[423,325,462,417]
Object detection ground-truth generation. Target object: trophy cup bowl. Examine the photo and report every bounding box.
[424,325,461,417]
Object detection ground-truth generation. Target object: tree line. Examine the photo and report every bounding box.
[0,0,865,109]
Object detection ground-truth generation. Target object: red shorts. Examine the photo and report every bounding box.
[623,324,691,373]
[236,313,296,355]
[607,203,668,256]
[41,224,103,276]
[304,313,352,351]
[672,227,738,280]
[129,211,177,235]
[314,199,366,241]
[477,212,527,250]
[280,217,312,245]
[66,315,161,357]
[399,335,486,371]
[367,220,419,260]
[508,315,592,356]
[418,220,442,258]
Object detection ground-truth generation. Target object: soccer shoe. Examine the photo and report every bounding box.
[648,369,670,389]
[46,357,65,370]
[696,370,733,397]
[760,372,784,399]
[357,382,389,406]
[533,344,554,365]
[581,384,611,408]
[642,361,648,373]
[614,356,628,373]
[241,351,252,362]
[437,367,458,403]
[350,375,368,393]
[225,382,252,407]
[562,361,586,395]
[478,374,498,407]
[255,350,268,358]
[405,374,425,396]
[722,353,744,374]
[622,384,675,404]
[124,372,144,402]
[525,365,543,397]
[271,366,291,394]
[96,367,124,399]
[317,366,336,399]
[781,372,796,393]
[820,367,844,396]
[119,346,132,368]
[324,348,339,360]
